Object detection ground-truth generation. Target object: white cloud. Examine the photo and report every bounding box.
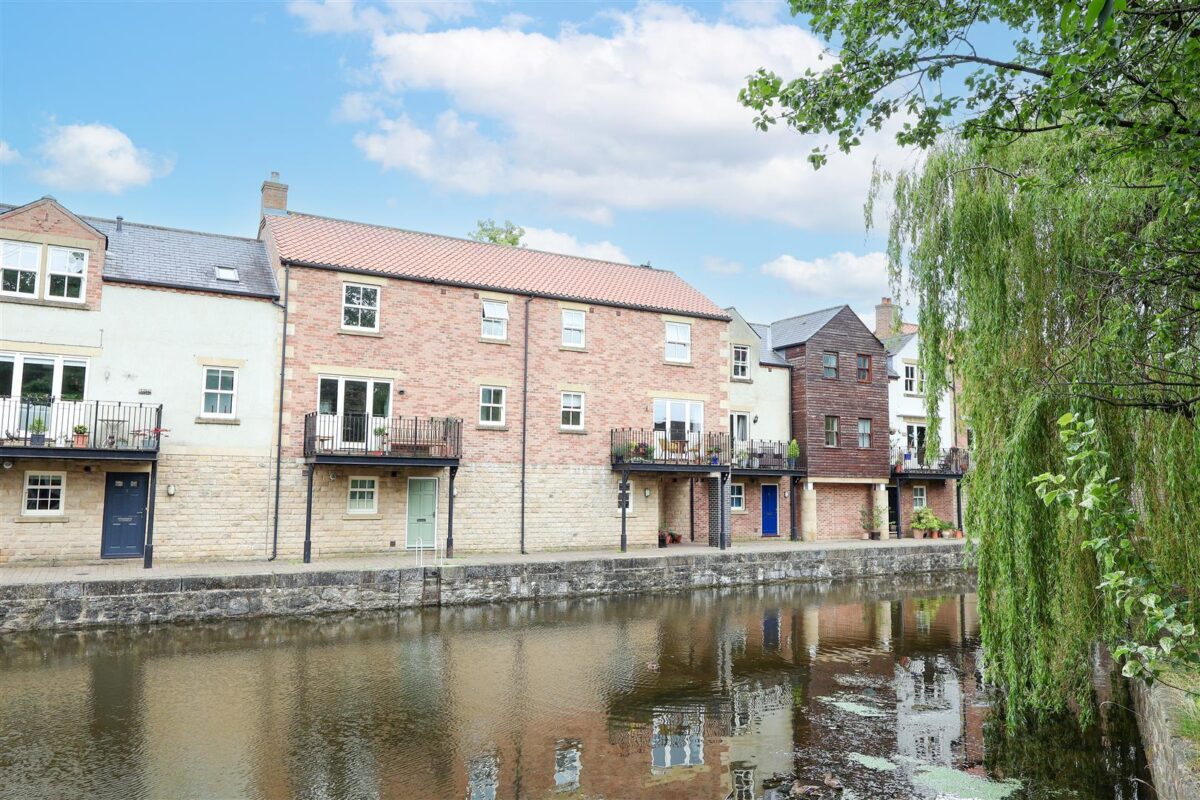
[0,141,19,164]
[37,123,172,194]
[522,226,631,263]
[762,250,890,325]
[290,0,475,34]
[307,2,909,230]
[703,255,744,275]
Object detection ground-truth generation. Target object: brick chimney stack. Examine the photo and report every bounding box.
[260,171,288,219]
[874,296,898,338]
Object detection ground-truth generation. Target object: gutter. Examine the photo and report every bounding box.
[269,263,290,561]
[520,295,531,555]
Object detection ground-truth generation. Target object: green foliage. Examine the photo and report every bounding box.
[740,0,1200,193]
[28,418,46,434]
[72,424,88,435]
[909,506,947,533]
[1033,414,1199,682]
[787,438,801,459]
[859,501,885,532]
[468,218,525,247]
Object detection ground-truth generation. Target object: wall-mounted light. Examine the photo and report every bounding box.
[643,487,651,498]
[166,484,177,496]
[753,415,758,424]
[1,460,11,470]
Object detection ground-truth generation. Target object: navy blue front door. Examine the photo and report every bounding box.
[761,484,779,536]
[102,472,147,558]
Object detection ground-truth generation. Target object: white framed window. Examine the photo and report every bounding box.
[1,240,40,298]
[342,283,380,331]
[481,300,509,340]
[665,322,691,363]
[730,482,745,511]
[904,363,924,394]
[858,418,872,449]
[46,246,87,302]
[912,485,927,510]
[822,351,838,379]
[906,423,927,452]
[732,345,749,379]
[653,398,704,440]
[560,391,584,429]
[561,308,586,348]
[730,412,750,446]
[0,353,88,400]
[347,476,378,514]
[824,415,839,447]
[214,266,240,282]
[23,471,65,516]
[479,385,506,426]
[201,366,237,418]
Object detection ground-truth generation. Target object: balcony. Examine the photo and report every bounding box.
[303,413,462,466]
[0,396,164,460]
[610,428,733,472]
[731,439,805,475]
[891,447,969,478]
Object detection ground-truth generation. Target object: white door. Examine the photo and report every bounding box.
[318,376,392,451]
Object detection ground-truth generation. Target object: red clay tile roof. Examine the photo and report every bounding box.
[265,212,729,319]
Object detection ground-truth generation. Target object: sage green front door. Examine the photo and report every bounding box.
[406,478,437,549]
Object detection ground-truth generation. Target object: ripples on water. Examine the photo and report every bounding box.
[0,573,1149,800]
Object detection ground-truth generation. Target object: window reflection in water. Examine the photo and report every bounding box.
[650,708,705,770]
[553,739,581,792]
[466,752,498,800]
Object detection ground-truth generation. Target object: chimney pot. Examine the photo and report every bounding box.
[116,215,123,232]
[875,297,899,338]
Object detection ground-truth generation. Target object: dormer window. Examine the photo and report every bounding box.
[47,247,87,302]
[214,266,240,282]
[1,240,40,298]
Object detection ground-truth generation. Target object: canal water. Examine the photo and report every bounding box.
[0,573,1148,799]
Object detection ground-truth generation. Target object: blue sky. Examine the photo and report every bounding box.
[0,0,924,327]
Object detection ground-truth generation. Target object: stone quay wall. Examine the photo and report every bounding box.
[1132,678,1200,800]
[0,541,970,633]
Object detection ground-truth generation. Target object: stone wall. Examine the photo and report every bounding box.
[1132,678,1200,800]
[0,541,970,633]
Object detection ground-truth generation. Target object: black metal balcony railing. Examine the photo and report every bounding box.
[731,439,802,471]
[303,413,463,460]
[0,396,164,451]
[611,428,733,468]
[892,446,970,475]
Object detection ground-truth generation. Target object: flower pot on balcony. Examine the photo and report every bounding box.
[73,433,88,447]
[30,433,46,447]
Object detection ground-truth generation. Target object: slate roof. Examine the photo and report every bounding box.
[264,212,727,319]
[748,322,791,367]
[881,332,917,357]
[0,203,277,299]
[767,305,845,349]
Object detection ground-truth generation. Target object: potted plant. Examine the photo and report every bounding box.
[372,425,390,455]
[72,424,89,447]
[612,443,630,464]
[631,441,655,462]
[706,445,722,465]
[859,502,885,540]
[28,417,47,446]
[734,448,748,468]
[134,427,170,449]
[786,439,800,469]
[910,507,944,539]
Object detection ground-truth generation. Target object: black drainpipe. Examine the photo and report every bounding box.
[269,262,290,561]
[519,295,531,554]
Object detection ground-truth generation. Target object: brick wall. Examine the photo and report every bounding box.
[814,482,873,540]
[897,479,959,536]
[786,307,889,479]
[0,199,107,309]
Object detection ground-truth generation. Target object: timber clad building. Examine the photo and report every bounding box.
[0,175,953,565]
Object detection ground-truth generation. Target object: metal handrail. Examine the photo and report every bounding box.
[892,446,969,473]
[610,428,733,467]
[303,413,463,459]
[0,396,164,451]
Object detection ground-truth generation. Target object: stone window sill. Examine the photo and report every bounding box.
[559,428,587,435]
[340,328,385,338]
[480,337,510,345]
[1,295,92,311]
[731,377,752,383]
[195,416,241,425]
[559,345,587,353]
[476,424,509,431]
[664,360,693,368]
[343,513,382,521]
[731,509,748,515]
[14,515,69,523]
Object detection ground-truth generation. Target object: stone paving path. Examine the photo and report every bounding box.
[0,538,963,586]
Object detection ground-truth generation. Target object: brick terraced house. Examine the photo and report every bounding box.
[257,177,754,559]
[0,197,280,564]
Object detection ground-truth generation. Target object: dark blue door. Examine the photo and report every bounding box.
[102,472,147,558]
[761,484,779,536]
